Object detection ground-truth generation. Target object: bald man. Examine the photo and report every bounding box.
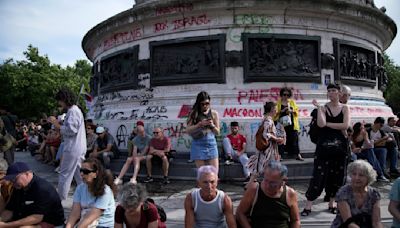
[340,85,351,104]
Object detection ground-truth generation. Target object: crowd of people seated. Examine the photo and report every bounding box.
[1,86,400,227]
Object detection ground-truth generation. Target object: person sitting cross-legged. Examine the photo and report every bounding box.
[114,125,151,185]
[223,121,250,182]
[144,127,171,185]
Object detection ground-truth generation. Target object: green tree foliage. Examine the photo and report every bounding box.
[0,45,92,119]
[383,54,400,114]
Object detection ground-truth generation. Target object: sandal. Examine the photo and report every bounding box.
[300,208,311,216]
[328,206,337,214]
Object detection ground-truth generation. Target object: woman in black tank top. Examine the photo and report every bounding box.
[301,83,351,216]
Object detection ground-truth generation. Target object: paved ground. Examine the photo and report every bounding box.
[15,151,395,227]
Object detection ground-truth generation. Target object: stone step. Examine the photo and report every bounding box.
[109,156,314,182]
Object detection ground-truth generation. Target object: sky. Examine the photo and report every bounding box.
[0,0,399,67]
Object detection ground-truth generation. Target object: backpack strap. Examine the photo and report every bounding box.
[249,182,259,216]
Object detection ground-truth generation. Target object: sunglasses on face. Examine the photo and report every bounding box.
[153,132,160,135]
[80,168,96,175]
[282,93,290,97]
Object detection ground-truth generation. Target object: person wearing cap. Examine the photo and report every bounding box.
[222,121,250,182]
[90,126,119,169]
[48,88,86,201]
[114,124,151,185]
[0,162,64,227]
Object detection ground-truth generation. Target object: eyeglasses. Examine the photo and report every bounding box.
[153,132,160,135]
[80,168,96,175]
[200,102,210,106]
[282,93,290,97]
[263,179,283,188]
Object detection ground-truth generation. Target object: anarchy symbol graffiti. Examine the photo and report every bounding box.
[116,125,129,147]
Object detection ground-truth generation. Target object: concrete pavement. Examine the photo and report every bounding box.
[15,151,395,227]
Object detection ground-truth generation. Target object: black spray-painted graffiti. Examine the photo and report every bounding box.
[97,89,154,104]
[116,124,129,147]
[100,105,169,121]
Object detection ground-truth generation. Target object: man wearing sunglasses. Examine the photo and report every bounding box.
[144,127,171,184]
[0,162,64,227]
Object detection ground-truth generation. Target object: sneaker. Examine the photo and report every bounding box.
[114,178,123,185]
[144,176,154,183]
[377,176,390,182]
[225,159,233,165]
[187,159,194,163]
[129,178,137,185]
[163,176,170,185]
[54,166,61,173]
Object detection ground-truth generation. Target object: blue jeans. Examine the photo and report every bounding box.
[356,148,384,177]
[387,147,399,172]
[223,137,250,177]
[373,147,387,172]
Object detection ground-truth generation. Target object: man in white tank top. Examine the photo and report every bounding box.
[184,165,236,228]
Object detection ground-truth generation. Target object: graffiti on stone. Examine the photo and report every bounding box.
[116,125,129,147]
[228,14,272,43]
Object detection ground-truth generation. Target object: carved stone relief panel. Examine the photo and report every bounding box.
[150,34,225,86]
[99,46,138,93]
[243,34,321,82]
[333,39,376,87]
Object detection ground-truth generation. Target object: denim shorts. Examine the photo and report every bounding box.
[190,132,218,160]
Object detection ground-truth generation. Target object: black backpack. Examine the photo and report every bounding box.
[144,198,167,222]
[308,108,319,144]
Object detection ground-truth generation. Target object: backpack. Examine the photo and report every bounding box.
[144,198,167,222]
[255,120,269,151]
[308,108,319,144]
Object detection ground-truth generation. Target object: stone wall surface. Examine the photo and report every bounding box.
[82,0,396,153]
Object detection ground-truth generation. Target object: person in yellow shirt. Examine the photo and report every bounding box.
[274,87,304,161]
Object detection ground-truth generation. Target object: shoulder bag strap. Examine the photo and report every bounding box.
[249,182,259,216]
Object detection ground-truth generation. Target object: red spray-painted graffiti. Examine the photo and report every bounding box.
[237,88,304,105]
[155,3,194,16]
[154,14,210,33]
[178,105,192,119]
[223,108,263,118]
[103,28,142,51]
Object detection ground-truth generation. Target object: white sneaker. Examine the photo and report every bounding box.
[114,178,122,185]
[130,178,137,184]
[54,166,60,173]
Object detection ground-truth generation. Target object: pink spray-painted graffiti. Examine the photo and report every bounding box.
[350,106,393,117]
[155,3,194,16]
[153,14,210,33]
[237,88,304,105]
[223,108,263,118]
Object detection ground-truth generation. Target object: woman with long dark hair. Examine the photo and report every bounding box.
[274,87,303,161]
[66,158,116,228]
[351,122,387,181]
[301,83,351,216]
[186,91,220,173]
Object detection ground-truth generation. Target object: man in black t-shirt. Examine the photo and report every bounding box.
[0,162,64,226]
